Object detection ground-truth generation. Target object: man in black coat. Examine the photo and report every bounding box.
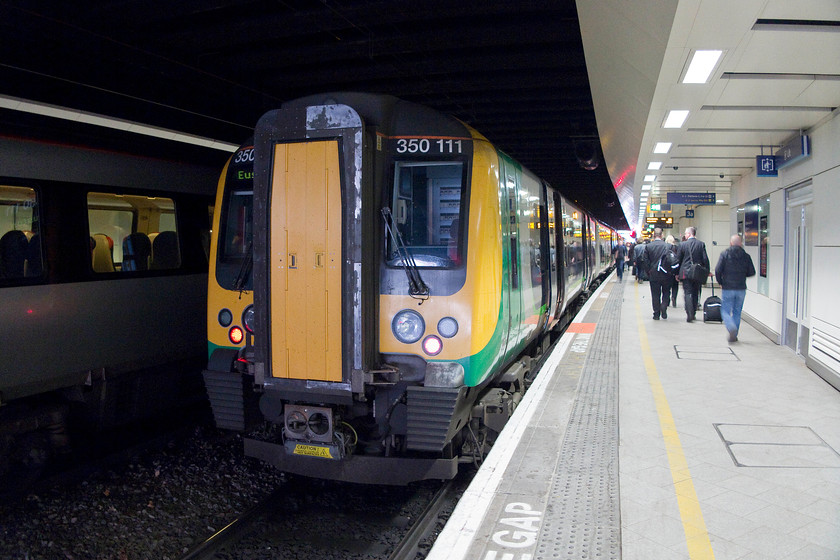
[677,226,710,323]
[715,234,756,342]
[641,228,677,320]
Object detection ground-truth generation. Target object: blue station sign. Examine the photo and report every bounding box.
[775,134,810,170]
[756,155,778,177]
[667,192,716,205]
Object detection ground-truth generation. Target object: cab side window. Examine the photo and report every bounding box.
[0,185,41,280]
[87,192,180,272]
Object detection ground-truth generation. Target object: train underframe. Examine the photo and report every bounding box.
[205,340,544,485]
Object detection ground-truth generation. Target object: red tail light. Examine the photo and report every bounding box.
[229,326,244,345]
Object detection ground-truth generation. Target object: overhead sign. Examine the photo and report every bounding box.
[756,155,778,177]
[775,134,810,170]
[685,209,695,218]
[645,216,673,228]
[667,192,716,205]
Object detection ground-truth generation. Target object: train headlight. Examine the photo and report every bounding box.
[392,309,425,344]
[242,305,255,333]
[437,317,459,338]
[229,326,244,345]
[218,308,233,327]
[422,335,443,356]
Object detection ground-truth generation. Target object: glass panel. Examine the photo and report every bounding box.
[757,195,770,297]
[388,161,464,268]
[219,190,253,260]
[88,192,179,271]
[0,185,40,279]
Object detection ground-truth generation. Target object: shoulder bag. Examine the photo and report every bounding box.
[683,242,708,284]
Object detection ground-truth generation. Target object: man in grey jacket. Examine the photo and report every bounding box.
[715,234,756,342]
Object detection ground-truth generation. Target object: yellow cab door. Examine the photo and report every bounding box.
[269,140,342,381]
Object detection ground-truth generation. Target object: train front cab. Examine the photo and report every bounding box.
[220,94,607,484]
[204,142,256,432]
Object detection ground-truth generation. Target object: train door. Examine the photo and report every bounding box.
[268,140,343,381]
[783,182,813,357]
[499,156,522,354]
[543,187,558,322]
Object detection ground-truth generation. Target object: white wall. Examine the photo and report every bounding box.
[729,109,840,387]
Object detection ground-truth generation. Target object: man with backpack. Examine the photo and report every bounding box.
[640,228,679,320]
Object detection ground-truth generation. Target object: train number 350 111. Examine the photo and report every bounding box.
[395,138,463,154]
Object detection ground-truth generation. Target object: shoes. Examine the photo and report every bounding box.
[727,329,738,342]
[661,308,668,319]
[686,315,695,323]
[653,315,660,320]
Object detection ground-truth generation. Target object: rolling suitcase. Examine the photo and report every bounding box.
[703,279,722,323]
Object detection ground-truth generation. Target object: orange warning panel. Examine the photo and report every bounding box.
[567,322,596,334]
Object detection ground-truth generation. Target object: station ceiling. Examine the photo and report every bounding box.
[578,0,840,230]
[0,0,628,228]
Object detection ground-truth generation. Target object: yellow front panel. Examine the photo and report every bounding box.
[270,141,342,381]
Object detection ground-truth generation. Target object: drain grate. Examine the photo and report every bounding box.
[674,345,739,361]
[714,423,840,468]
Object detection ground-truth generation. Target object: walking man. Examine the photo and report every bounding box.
[641,228,677,320]
[613,242,627,281]
[677,226,710,322]
[715,234,755,342]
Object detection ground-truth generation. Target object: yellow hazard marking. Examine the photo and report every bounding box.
[634,283,716,559]
[292,444,334,459]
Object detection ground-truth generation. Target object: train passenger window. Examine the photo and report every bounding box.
[0,185,40,280]
[388,161,465,268]
[87,192,179,272]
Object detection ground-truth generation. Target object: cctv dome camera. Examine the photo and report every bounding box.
[673,166,679,170]
[719,173,724,178]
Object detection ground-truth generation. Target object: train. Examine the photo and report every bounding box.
[202,93,619,484]
[0,135,217,488]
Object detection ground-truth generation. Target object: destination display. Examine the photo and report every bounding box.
[667,192,716,205]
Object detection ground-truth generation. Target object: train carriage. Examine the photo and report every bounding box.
[203,93,616,484]
[0,136,216,485]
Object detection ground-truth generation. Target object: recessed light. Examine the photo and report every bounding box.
[642,184,651,191]
[644,175,656,182]
[682,50,723,84]
[664,110,689,128]
[648,162,662,170]
[654,142,672,154]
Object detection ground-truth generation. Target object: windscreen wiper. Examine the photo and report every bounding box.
[233,240,253,298]
[381,207,429,301]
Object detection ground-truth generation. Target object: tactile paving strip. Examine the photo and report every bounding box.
[536,282,622,560]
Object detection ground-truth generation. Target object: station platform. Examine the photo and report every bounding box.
[428,273,840,560]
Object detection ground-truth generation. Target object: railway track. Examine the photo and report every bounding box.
[179,475,465,560]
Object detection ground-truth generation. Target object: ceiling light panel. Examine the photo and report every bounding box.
[648,162,662,170]
[664,110,689,128]
[682,50,723,84]
[653,142,672,153]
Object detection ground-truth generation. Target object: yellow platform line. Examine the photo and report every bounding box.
[634,283,716,559]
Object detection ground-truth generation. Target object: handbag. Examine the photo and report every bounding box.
[683,242,708,284]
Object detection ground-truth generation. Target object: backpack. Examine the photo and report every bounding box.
[657,249,679,276]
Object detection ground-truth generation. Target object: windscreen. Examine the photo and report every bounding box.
[387,161,465,268]
[216,144,254,290]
